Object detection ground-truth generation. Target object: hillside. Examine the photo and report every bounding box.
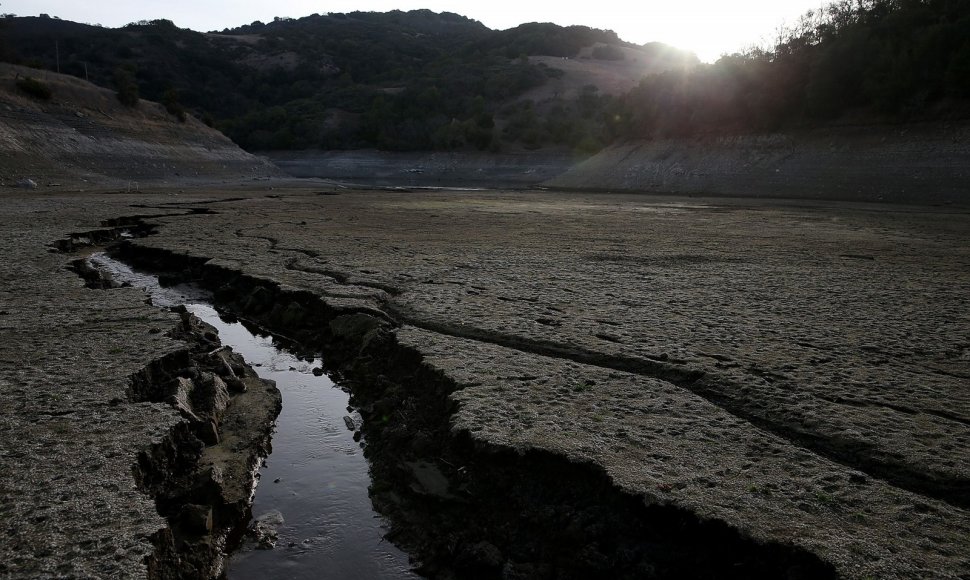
[523,43,698,101]
[0,12,694,153]
[4,1,970,160]
[0,63,278,187]
[543,122,970,205]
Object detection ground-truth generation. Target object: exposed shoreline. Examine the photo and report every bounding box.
[3,62,969,579]
[545,122,970,206]
[3,188,963,578]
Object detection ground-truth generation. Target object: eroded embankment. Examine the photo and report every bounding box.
[128,311,281,579]
[109,227,837,579]
[57,225,282,579]
[543,123,970,205]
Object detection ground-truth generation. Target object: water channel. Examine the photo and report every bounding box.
[88,253,418,579]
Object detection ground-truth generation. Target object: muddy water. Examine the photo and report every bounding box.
[88,253,418,579]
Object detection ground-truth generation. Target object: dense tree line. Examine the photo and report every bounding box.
[613,0,970,139]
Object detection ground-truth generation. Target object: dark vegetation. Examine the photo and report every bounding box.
[161,87,186,121]
[15,75,51,100]
[113,64,139,106]
[2,1,969,151]
[0,11,644,151]
[614,0,970,138]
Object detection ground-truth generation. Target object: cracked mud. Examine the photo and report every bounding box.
[2,186,969,578]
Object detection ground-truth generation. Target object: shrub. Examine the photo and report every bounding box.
[16,76,52,100]
[114,65,139,107]
[161,88,187,122]
[592,44,625,61]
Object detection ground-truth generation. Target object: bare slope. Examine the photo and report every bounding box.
[544,123,970,205]
[0,64,279,188]
[523,43,694,101]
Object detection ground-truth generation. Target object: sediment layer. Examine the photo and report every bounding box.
[544,123,970,205]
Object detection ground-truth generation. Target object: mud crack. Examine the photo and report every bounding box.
[389,308,970,511]
[105,230,839,579]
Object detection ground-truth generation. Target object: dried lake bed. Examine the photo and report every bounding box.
[1,184,968,578]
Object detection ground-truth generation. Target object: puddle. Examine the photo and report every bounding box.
[88,253,418,579]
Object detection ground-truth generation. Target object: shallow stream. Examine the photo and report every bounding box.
[89,253,417,579]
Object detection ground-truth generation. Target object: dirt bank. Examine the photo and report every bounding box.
[0,191,284,578]
[0,64,280,189]
[545,123,970,205]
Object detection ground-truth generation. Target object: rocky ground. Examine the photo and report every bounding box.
[4,185,964,578]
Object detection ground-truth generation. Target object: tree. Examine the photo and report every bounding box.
[16,76,52,100]
[0,14,10,63]
[114,64,139,107]
[946,41,970,97]
[592,44,624,61]
[161,87,186,121]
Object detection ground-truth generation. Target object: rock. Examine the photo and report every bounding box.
[243,286,274,314]
[278,302,306,327]
[404,460,453,499]
[249,510,284,549]
[168,377,201,422]
[225,377,247,393]
[17,178,37,189]
[194,372,231,417]
[329,313,382,341]
[342,415,356,431]
[198,418,219,445]
[178,504,213,534]
[456,541,504,572]
[410,431,434,456]
[312,367,324,377]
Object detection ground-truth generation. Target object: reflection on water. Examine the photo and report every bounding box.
[89,253,418,579]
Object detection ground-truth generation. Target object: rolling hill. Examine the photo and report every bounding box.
[0,12,695,152]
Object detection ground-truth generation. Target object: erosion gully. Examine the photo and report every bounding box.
[87,252,416,579]
[62,216,836,580]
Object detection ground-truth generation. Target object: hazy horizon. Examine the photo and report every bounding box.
[2,1,826,62]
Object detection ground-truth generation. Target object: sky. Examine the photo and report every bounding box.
[2,1,826,62]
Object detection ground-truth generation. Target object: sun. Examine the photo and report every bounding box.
[607,0,820,62]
